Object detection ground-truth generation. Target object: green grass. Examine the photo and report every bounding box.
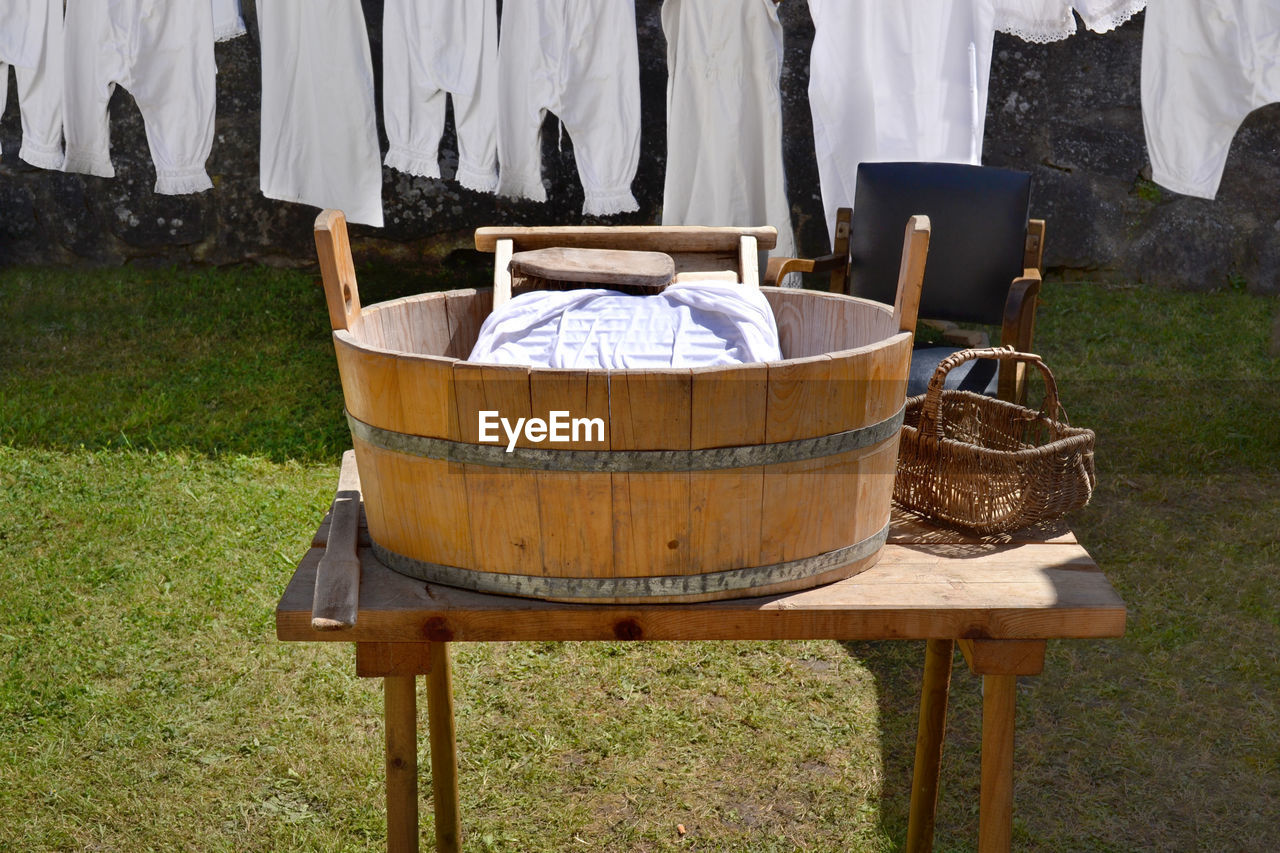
[1,266,1278,851]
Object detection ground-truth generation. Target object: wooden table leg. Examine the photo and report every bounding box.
[957,639,1045,853]
[359,643,439,853]
[427,642,461,853]
[906,638,954,853]
[979,674,1016,853]
[385,675,419,853]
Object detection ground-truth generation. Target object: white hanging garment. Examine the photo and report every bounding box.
[496,0,641,216]
[994,0,1145,43]
[63,0,216,194]
[0,0,46,70]
[807,0,1145,246]
[661,0,797,264]
[383,0,498,191]
[467,283,783,369]
[257,0,383,227]
[807,0,998,246]
[1142,0,1279,199]
[212,0,246,42]
[0,0,63,169]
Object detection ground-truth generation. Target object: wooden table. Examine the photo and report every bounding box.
[276,453,1125,852]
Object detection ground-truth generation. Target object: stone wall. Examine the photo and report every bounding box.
[1,3,1277,293]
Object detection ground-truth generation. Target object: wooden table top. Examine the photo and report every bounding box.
[276,504,1125,645]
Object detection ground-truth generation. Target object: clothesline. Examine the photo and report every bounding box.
[4,0,1256,252]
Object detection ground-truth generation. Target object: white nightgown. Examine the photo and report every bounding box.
[808,0,1145,246]
[256,0,384,227]
[661,0,797,264]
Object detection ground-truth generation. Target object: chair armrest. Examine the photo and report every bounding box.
[997,268,1042,404]
[764,256,814,286]
[763,253,847,287]
[765,208,854,290]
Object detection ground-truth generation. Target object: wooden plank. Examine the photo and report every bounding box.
[405,292,453,356]
[888,506,1077,546]
[672,270,739,284]
[356,642,434,677]
[760,355,839,564]
[959,639,1046,676]
[427,644,462,853]
[609,369,693,578]
[979,674,1017,853]
[276,541,1127,643]
[738,235,760,290]
[689,364,767,573]
[371,350,472,568]
[333,334,404,431]
[529,369,613,577]
[311,450,362,631]
[667,250,742,276]
[384,675,419,853]
[454,362,541,575]
[907,639,954,853]
[764,290,848,359]
[475,225,778,253]
[443,289,490,359]
[509,247,674,288]
[492,240,513,311]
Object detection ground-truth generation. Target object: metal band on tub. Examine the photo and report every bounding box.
[345,405,904,472]
[368,523,890,601]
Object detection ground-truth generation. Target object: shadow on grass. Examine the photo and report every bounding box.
[0,255,491,463]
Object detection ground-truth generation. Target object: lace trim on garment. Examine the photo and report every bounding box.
[213,22,247,42]
[582,188,639,217]
[385,145,442,180]
[62,146,115,179]
[155,167,213,196]
[497,171,548,204]
[1078,0,1146,34]
[455,161,499,194]
[18,139,64,170]
[994,9,1077,44]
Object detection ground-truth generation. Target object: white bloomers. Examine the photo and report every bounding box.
[0,0,63,169]
[63,0,216,194]
[496,0,641,216]
[382,0,498,192]
[1142,0,1280,199]
[212,0,246,42]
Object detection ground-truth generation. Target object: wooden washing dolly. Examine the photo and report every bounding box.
[276,452,1125,853]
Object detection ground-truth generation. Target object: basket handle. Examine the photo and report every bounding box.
[918,347,1061,437]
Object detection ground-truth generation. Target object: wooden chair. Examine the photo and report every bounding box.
[766,162,1045,404]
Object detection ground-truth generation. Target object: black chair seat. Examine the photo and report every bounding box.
[907,346,998,398]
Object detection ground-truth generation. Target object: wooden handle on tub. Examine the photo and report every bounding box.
[315,210,362,332]
[893,214,930,334]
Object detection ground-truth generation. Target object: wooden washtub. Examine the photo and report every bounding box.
[316,212,928,603]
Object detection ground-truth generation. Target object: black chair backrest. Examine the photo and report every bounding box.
[848,162,1031,326]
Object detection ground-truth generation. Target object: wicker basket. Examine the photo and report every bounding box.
[894,347,1096,534]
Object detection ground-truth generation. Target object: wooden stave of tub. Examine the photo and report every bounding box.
[333,286,913,604]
